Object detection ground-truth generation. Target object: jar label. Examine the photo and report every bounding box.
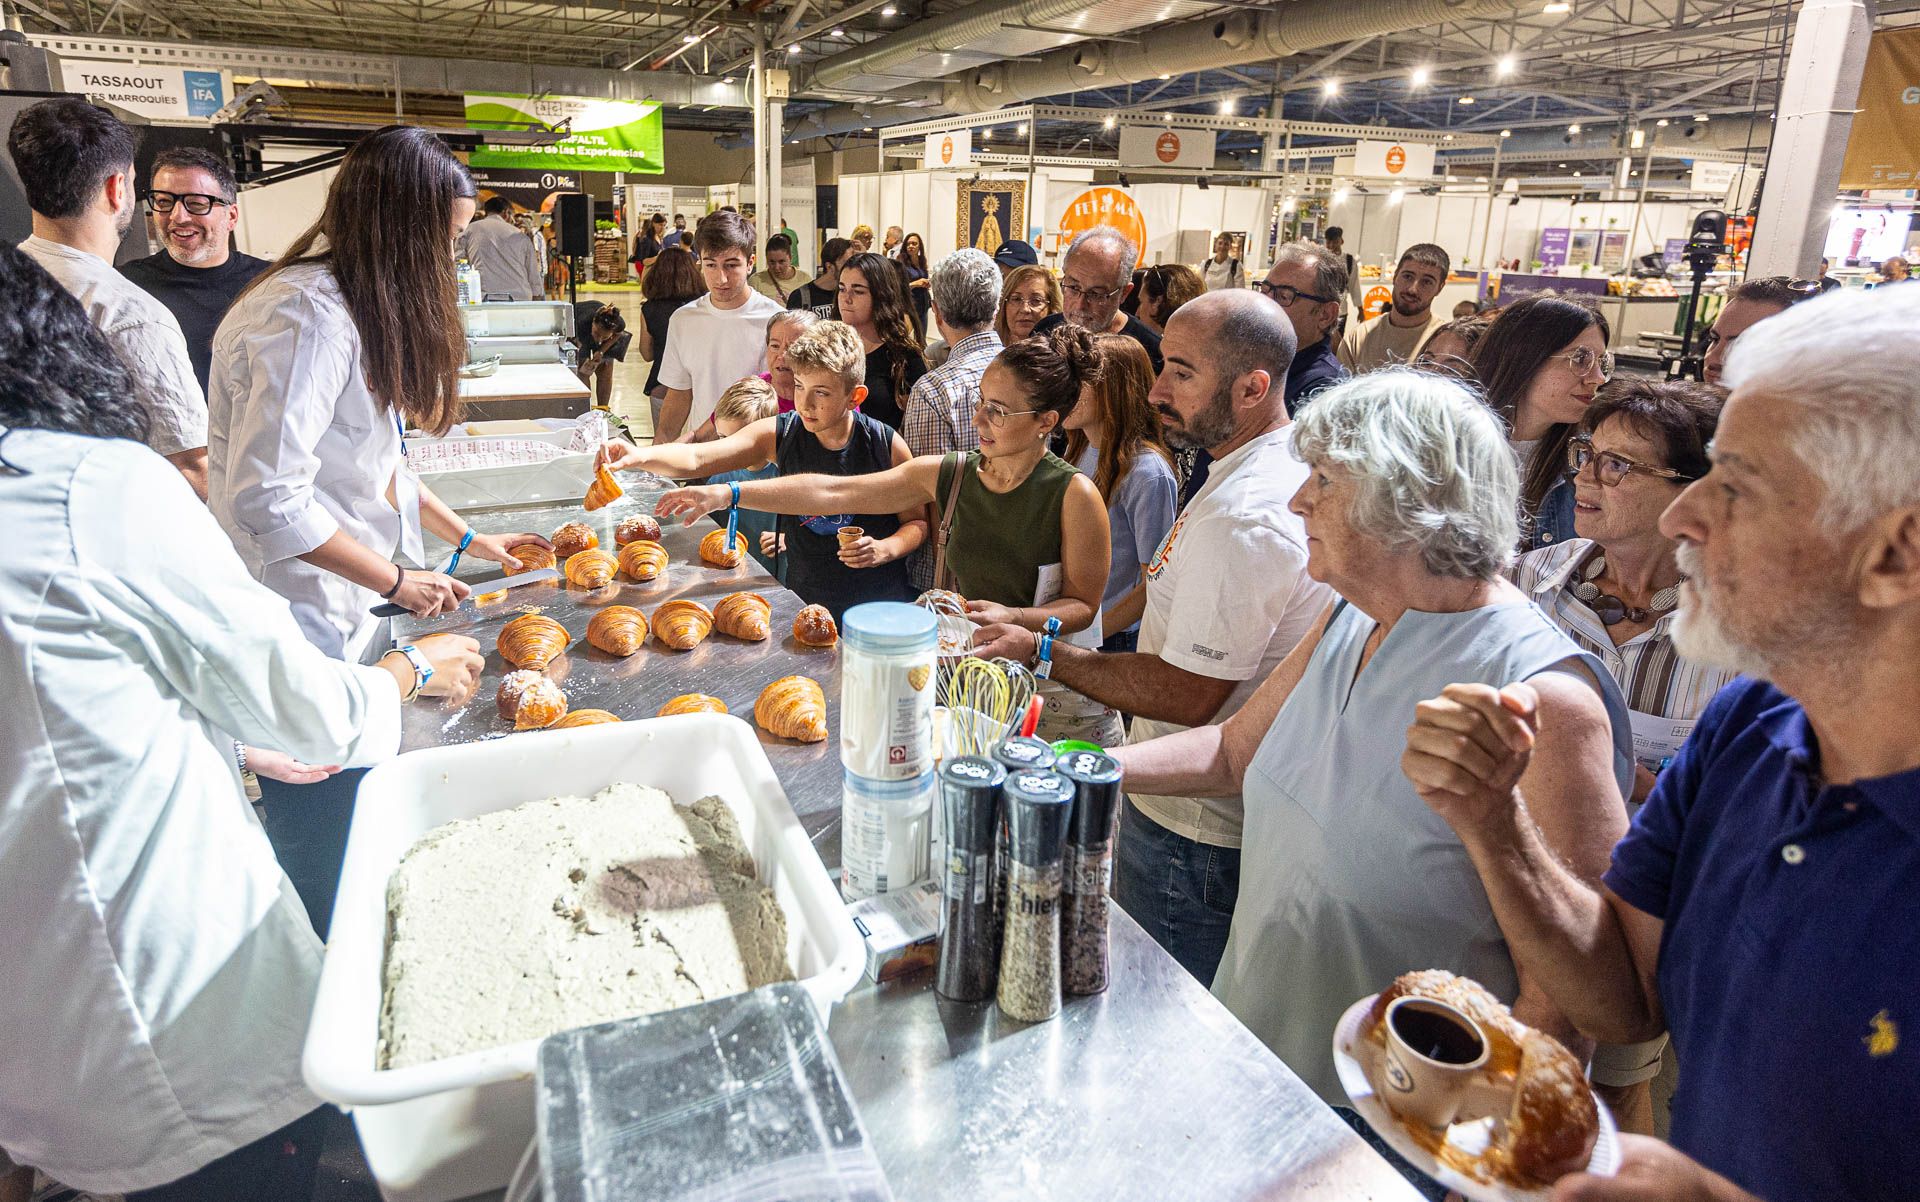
[840,651,936,780]
[1066,842,1112,895]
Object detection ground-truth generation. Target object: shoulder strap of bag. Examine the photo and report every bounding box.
[932,451,968,593]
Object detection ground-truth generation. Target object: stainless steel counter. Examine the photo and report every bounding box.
[407,488,1422,1202]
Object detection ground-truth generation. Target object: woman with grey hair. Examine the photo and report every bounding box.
[1113,369,1634,1112]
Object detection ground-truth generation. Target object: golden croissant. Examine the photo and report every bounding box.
[551,522,598,559]
[497,613,570,670]
[565,548,618,589]
[651,599,714,650]
[658,693,727,716]
[617,539,669,583]
[714,591,772,641]
[497,670,568,731]
[791,604,839,648]
[755,675,828,743]
[586,605,648,656]
[505,544,557,575]
[616,514,662,546]
[552,709,621,729]
[583,464,624,512]
[700,528,749,568]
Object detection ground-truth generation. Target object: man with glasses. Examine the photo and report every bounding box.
[120,147,268,394]
[1337,242,1450,374]
[1035,225,1163,372]
[8,99,208,498]
[655,210,785,442]
[1257,241,1351,415]
[1700,276,1821,386]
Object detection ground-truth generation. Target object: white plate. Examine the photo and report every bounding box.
[1333,993,1620,1202]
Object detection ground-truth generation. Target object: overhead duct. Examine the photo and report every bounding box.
[809,0,1100,90]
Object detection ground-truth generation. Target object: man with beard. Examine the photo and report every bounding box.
[1336,242,1449,373]
[1403,285,1920,1202]
[972,291,1332,983]
[120,147,269,394]
[9,99,208,498]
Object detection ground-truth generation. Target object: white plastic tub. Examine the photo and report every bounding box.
[303,713,864,1202]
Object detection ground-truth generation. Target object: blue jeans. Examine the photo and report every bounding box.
[1113,797,1239,986]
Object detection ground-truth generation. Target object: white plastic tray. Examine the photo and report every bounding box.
[303,713,863,1202]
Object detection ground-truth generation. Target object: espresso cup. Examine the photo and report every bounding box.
[1379,996,1491,1130]
[837,526,865,548]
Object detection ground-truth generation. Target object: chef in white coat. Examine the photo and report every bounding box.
[0,241,485,1200]
[207,126,547,936]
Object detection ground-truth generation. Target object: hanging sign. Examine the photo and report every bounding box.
[1118,126,1216,169]
[1840,29,1920,188]
[1054,187,1148,254]
[1352,140,1436,178]
[57,59,225,121]
[1687,160,1743,202]
[924,130,973,169]
[466,92,665,174]
[470,167,581,210]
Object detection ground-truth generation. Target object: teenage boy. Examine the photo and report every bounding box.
[600,321,925,618]
[655,210,787,443]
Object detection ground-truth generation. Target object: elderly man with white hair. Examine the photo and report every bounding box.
[1111,369,1635,1105]
[902,248,1005,590]
[1402,286,1920,1202]
[1035,224,1163,372]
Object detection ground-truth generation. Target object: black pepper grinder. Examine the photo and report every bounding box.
[996,769,1076,1023]
[936,755,1006,1002]
[990,737,1055,955]
[1056,749,1124,995]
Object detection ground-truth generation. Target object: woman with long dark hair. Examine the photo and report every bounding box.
[896,232,932,332]
[834,250,928,430]
[1469,293,1613,550]
[639,244,705,421]
[207,126,546,937]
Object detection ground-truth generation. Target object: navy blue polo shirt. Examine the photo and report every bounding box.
[1604,677,1920,1202]
[1284,338,1348,417]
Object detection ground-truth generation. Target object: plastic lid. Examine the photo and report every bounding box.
[993,735,1055,772]
[1055,749,1122,787]
[842,602,936,654]
[939,755,1006,794]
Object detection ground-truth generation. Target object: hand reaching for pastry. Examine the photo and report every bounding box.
[655,483,730,526]
[967,623,1031,664]
[412,633,485,703]
[466,531,552,571]
[1551,1135,1761,1202]
[1401,681,1539,830]
[597,438,651,474]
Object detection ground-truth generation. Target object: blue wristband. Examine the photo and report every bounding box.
[445,528,475,574]
[1034,616,1063,680]
[729,481,741,508]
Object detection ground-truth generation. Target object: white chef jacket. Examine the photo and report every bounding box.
[208,263,425,662]
[0,430,401,1192]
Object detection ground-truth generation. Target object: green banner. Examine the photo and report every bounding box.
[465,92,664,174]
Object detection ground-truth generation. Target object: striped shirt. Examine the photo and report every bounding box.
[902,328,1002,590]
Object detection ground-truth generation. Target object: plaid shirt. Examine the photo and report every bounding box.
[903,328,1002,590]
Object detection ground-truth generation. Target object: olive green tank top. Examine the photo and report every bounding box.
[935,450,1079,607]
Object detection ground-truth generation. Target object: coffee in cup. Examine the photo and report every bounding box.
[1380,996,1491,1130]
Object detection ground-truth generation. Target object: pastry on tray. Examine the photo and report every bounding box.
[617,539,669,583]
[791,604,838,648]
[699,528,749,568]
[583,465,624,512]
[615,514,663,546]
[552,709,621,728]
[497,613,569,670]
[497,670,568,731]
[754,675,828,744]
[504,543,557,575]
[714,591,772,642]
[551,522,598,559]
[651,599,714,651]
[658,693,727,717]
[564,548,619,589]
[585,605,649,657]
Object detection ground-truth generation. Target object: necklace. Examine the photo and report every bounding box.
[1570,551,1681,626]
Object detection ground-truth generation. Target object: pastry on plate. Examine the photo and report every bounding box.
[552,708,621,728]
[617,539,668,583]
[497,670,567,731]
[754,675,828,743]
[651,599,714,650]
[658,693,727,717]
[699,528,749,568]
[585,605,648,657]
[583,464,624,512]
[564,548,618,589]
[791,604,838,648]
[504,543,557,575]
[497,613,569,670]
[714,591,772,641]
[615,514,662,546]
[551,522,598,559]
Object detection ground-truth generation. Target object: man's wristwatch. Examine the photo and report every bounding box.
[393,643,434,702]
[1034,616,1063,681]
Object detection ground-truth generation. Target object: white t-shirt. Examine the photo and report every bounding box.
[1127,425,1332,848]
[20,235,207,457]
[656,290,786,434]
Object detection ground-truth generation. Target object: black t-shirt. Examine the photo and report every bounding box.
[774,410,912,619]
[858,342,929,432]
[787,279,837,315]
[119,250,270,392]
[640,295,698,393]
[1033,311,1164,374]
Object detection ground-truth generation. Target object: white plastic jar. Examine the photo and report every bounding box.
[839,602,937,782]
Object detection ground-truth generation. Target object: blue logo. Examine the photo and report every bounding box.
[801,513,852,536]
[184,71,223,117]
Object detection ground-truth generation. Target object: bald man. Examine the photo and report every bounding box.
[974,291,1335,983]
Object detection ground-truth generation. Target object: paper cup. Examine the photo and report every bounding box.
[838,526,865,548]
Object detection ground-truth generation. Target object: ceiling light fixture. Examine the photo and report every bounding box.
[1543,1,1571,12]
[1694,113,1711,122]
[1656,117,1669,127]
[1017,122,1028,134]
[1159,73,1171,80]
[831,26,845,36]
[1323,78,1340,97]
[1499,128,1512,138]
[1496,55,1516,77]
[721,75,734,84]
[1458,95,1475,105]
[1388,187,1404,205]
[1568,122,1581,133]
[787,43,800,54]
[1332,188,1350,204]
[1410,65,1431,87]
[1218,98,1234,115]
[1103,115,1115,129]
[1443,133,1455,141]
[682,33,698,43]
[881,3,896,12]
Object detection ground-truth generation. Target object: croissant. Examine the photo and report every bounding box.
[792,604,839,648]
[497,613,569,670]
[651,599,714,650]
[552,522,598,559]
[553,708,621,729]
[586,605,649,656]
[564,548,618,589]
[497,670,568,731]
[714,591,772,641]
[755,675,829,743]
[615,514,663,546]
[505,543,557,575]
[700,527,749,568]
[617,539,669,583]
[658,694,728,717]
[583,464,624,512]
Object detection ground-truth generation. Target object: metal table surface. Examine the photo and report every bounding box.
[406,487,1422,1202]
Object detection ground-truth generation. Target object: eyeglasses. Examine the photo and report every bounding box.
[146,190,232,216]
[1254,280,1334,306]
[1060,279,1125,305]
[980,400,1047,427]
[1552,346,1616,379]
[1566,436,1692,487]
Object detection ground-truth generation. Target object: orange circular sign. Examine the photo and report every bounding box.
[1055,187,1148,257]
[1362,284,1393,319]
[940,135,954,166]
[1385,145,1407,174]
[1155,131,1182,163]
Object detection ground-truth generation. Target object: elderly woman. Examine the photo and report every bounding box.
[1113,369,1633,1104]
